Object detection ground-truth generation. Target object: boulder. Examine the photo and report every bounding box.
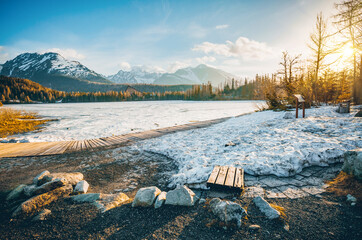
[12,184,73,217]
[39,172,83,185]
[24,178,67,197]
[253,196,281,219]
[342,149,362,179]
[33,170,50,185]
[74,180,89,194]
[283,112,294,119]
[132,186,161,207]
[165,185,197,206]
[154,191,167,209]
[69,193,101,203]
[94,193,129,212]
[32,209,51,221]
[209,198,247,228]
[6,184,26,202]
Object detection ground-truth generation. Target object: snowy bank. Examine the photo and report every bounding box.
[135,106,362,188]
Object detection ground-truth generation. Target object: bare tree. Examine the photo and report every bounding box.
[334,0,362,104]
[278,51,301,98]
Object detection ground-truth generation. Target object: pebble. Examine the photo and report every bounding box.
[249,224,261,230]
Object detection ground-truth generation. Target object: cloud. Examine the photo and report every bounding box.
[0,46,9,63]
[215,24,229,30]
[167,61,191,73]
[118,61,131,71]
[196,56,216,64]
[192,36,273,60]
[45,48,85,60]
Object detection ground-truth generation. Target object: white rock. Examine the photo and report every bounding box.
[154,191,167,209]
[70,193,101,203]
[165,185,197,206]
[33,170,50,185]
[40,172,84,185]
[94,193,129,212]
[283,112,294,119]
[132,186,161,207]
[24,178,67,197]
[6,184,26,202]
[209,198,247,228]
[253,196,281,219]
[346,194,357,203]
[199,198,206,205]
[74,180,89,194]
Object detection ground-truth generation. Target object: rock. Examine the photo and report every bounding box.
[6,184,26,202]
[249,224,261,230]
[253,196,281,219]
[94,193,129,212]
[32,209,51,221]
[165,185,197,206]
[154,191,167,209]
[74,180,89,194]
[39,172,84,185]
[342,149,362,179]
[209,198,247,228]
[12,184,73,217]
[225,141,236,147]
[69,193,101,203]
[355,110,362,117]
[132,186,161,207]
[33,170,50,185]
[283,112,294,119]
[346,194,357,206]
[244,186,265,198]
[25,178,67,197]
[199,198,206,205]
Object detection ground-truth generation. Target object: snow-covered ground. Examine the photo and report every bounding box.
[2,101,262,142]
[135,106,362,188]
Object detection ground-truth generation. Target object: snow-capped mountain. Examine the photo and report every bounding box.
[154,64,236,86]
[0,52,111,84]
[107,66,164,84]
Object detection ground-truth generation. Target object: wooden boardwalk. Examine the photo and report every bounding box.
[0,116,231,158]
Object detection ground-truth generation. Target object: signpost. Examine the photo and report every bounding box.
[294,94,305,118]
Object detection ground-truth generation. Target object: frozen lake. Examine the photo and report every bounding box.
[3,101,264,142]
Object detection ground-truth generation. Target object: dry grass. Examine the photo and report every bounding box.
[326,171,362,201]
[0,107,49,138]
[270,203,287,220]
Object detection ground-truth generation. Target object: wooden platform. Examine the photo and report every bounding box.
[0,115,238,159]
[207,166,244,192]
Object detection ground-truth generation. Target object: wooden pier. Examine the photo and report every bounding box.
[0,116,232,158]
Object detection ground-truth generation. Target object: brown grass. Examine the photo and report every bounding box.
[0,107,49,138]
[270,203,287,220]
[326,171,362,201]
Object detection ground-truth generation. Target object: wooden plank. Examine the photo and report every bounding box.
[22,142,59,156]
[234,168,244,189]
[215,166,228,185]
[207,166,220,184]
[224,166,236,187]
[90,138,104,148]
[38,141,67,156]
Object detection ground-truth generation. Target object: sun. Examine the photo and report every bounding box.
[341,44,355,59]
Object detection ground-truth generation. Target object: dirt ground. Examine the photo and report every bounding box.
[0,147,361,240]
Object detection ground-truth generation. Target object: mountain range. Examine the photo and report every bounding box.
[0,52,237,92]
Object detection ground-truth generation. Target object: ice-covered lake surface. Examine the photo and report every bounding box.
[3,101,263,142]
[135,106,362,188]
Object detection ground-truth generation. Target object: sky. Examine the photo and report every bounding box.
[0,0,337,78]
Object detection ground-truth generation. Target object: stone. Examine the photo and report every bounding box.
[265,189,287,199]
[25,178,67,197]
[355,110,362,117]
[209,198,247,228]
[253,196,281,219]
[132,186,161,207]
[342,149,362,179]
[33,170,50,186]
[249,224,261,230]
[165,185,197,206]
[283,112,294,119]
[69,193,101,203]
[94,193,129,212]
[346,194,357,203]
[243,186,265,198]
[74,180,89,194]
[39,172,84,185]
[6,184,26,202]
[154,191,167,209]
[12,184,73,217]
[278,185,310,199]
[32,209,51,221]
[198,198,206,205]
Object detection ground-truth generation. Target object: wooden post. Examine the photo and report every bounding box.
[296,98,299,118]
[302,102,305,118]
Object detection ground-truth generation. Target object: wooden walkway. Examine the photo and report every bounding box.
[0,117,231,158]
